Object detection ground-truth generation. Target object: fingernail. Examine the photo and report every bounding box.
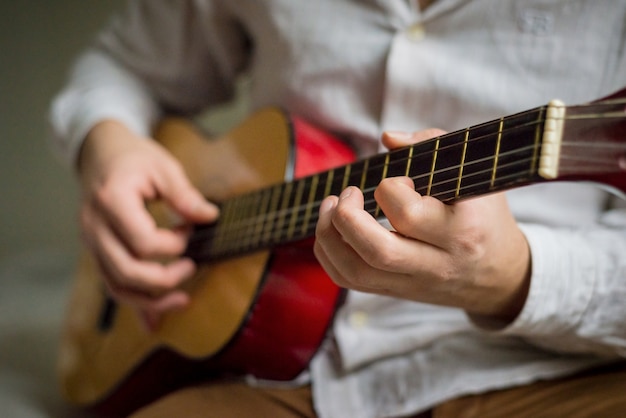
[339,187,353,201]
[385,131,413,140]
[320,197,337,214]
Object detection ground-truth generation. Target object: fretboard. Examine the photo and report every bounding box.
[185,106,549,262]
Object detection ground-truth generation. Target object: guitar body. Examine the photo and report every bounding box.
[59,109,354,416]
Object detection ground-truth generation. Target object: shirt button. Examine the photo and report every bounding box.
[406,23,426,41]
[349,311,369,329]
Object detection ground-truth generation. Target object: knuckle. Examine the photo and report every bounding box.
[390,202,423,236]
[115,262,142,286]
[93,181,118,209]
[453,227,486,259]
[368,244,400,271]
[331,204,352,226]
[438,263,461,284]
[130,235,159,258]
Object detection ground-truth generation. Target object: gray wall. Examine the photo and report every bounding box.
[0,1,125,260]
[0,3,126,416]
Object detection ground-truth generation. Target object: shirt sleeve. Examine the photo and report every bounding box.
[498,203,626,358]
[48,0,250,166]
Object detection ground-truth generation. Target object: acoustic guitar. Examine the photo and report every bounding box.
[59,90,626,416]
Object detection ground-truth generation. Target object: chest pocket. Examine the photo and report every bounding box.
[487,0,626,102]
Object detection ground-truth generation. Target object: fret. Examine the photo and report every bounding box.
[360,159,370,191]
[214,199,238,255]
[530,107,545,176]
[363,154,387,190]
[328,167,346,197]
[363,153,387,216]
[234,193,254,252]
[429,131,466,201]
[427,138,440,196]
[386,147,413,179]
[309,170,331,217]
[458,121,501,198]
[456,129,469,198]
[382,153,390,180]
[490,109,544,191]
[324,169,335,198]
[405,139,438,197]
[242,192,263,251]
[262,184,283,245]
[301,174,319,236]
[490,118,504,189]
[272,182,293,244]
[405,146,414,177]
[219,201,237,255]
[341,164,351,190]
[228,194,248,254]
[374,154,391,218]
[235,193,252,251]
[347,160,366,190]
[287,179,306,240]
[250,187,272,249]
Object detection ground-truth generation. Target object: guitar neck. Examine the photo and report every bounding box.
[186,96,626,262]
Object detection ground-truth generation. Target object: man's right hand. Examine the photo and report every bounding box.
[77,120,219,330]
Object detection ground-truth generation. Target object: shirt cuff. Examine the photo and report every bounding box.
[497,223,597,337]
[47,51,159,167]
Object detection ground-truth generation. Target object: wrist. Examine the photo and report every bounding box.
[77,119,141,175]
[469,231,532,325]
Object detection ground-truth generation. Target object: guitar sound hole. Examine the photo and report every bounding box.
[98,295,118,332]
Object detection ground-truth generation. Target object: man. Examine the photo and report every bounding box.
[49,1,626,416]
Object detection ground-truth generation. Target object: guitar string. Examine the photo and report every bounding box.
[186,117,536,250]
[209,103,626,221]
[197,158,532,250]
[191,132,626,248]
[188,154,541,257]
[186,109,626,256]
[188,122,626,255]
[200,158,538,256]
[194,145,626,259]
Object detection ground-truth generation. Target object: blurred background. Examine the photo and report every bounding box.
[1,0,126,260]
[0,1,127,416]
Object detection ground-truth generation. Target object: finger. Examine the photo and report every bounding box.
[315,196,448,298]
[374,177,456,248]
[93,176,192,259]
[94,248,192,320]
[314,195,386,292]
[320,187,446,277]
[104,275,190,313]
[106,277,190,333]
[89,205,197,295]
[155,161,220,224]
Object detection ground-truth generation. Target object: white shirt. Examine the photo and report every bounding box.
[49,1,626,417]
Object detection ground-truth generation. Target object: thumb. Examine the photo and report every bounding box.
[382,128,446,150]
[158,165,220,224]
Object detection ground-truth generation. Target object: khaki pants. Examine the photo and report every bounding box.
[131,363,626,418]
